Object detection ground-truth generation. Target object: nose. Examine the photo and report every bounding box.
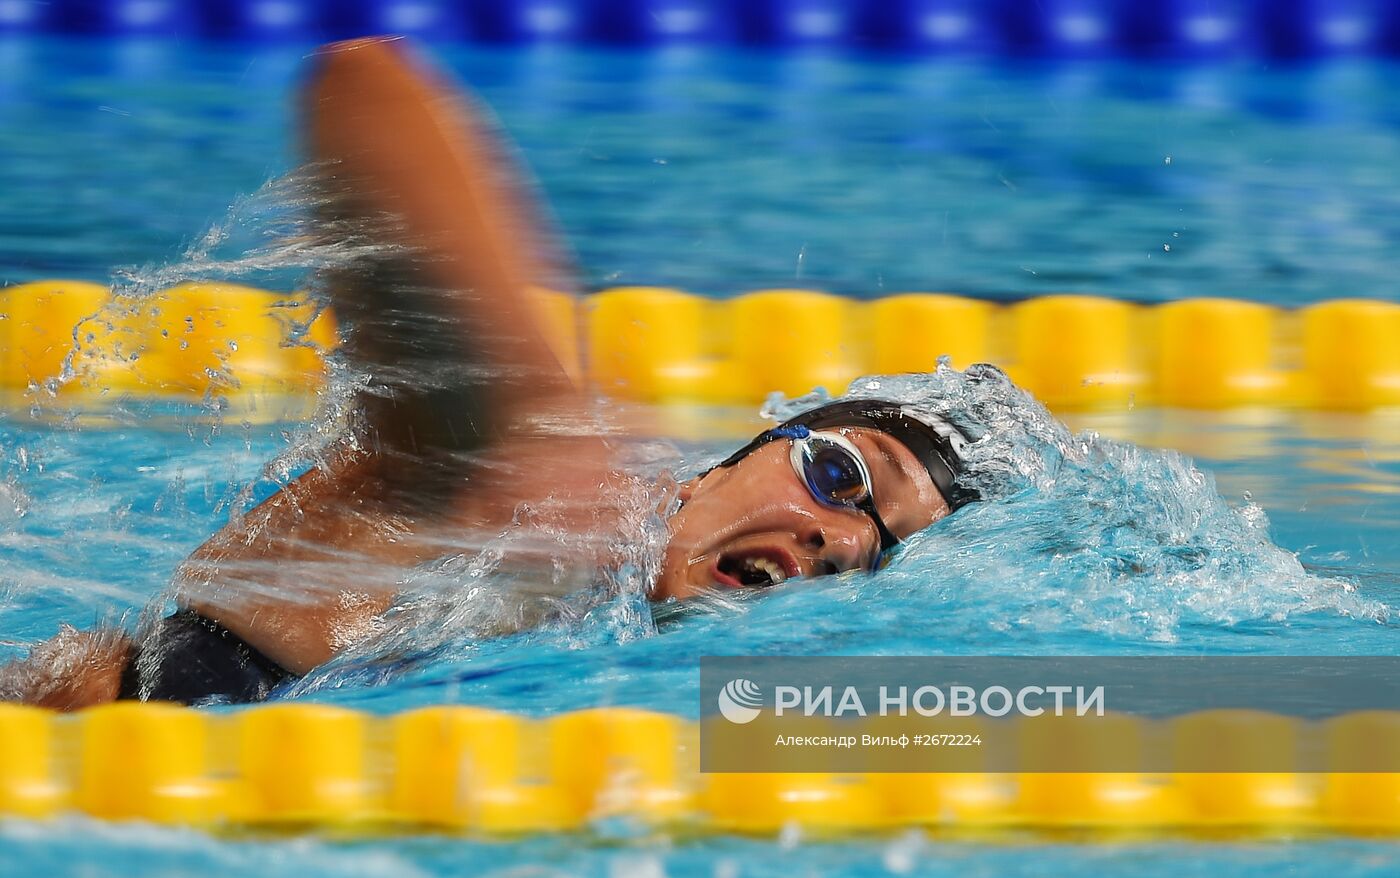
[799,510,880,574]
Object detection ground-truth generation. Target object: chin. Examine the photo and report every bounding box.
[649,558,690,602]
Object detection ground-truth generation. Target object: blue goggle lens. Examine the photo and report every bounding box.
[802,442,870,507]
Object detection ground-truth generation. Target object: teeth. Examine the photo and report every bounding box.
[744,556,787,584]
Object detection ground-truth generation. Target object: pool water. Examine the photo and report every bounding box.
[2,37,1400,303]
[2,34,1400,878]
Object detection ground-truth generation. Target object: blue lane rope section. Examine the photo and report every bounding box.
[3,0,1398,59]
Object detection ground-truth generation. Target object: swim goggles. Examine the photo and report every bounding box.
[705,399,978,512]
[779,425,901,569]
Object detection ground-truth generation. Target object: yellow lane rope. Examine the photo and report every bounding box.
[2,702,1399,835]
[2,280,1397,411]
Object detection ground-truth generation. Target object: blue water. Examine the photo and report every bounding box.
[2,37,1400,302]
[2,34,1400,878]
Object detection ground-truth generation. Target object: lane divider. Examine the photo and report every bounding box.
[3,280,1398,412]
[6,0,1397,60]
[0,279,335,401]
[3,703,1400,835]
[587,287,1400,410]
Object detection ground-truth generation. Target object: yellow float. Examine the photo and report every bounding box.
[0,703,1395,837]
[3,280,1399,411]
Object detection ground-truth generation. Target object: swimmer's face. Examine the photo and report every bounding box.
[653,427,950,601]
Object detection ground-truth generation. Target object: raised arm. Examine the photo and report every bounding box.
[302,36,583,450]
[173,38,612,675]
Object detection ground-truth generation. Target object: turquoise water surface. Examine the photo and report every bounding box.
[1,35,1399,878]
[2,38,1400,302]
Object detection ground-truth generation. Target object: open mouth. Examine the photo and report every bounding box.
[713,547,800,589]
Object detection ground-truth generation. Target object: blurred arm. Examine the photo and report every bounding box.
[176,38,614,676]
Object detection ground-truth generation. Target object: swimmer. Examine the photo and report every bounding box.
[0,38,976,710]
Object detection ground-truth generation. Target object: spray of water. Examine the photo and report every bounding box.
[756,363,1388,645]
[301,361,1391,702]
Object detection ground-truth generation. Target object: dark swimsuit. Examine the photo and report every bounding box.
[118,609,296,705]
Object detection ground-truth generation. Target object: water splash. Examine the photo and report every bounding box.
[60,168,416,525]
[288,470,673,696]
[294,363,1391,707]
[755,364,1388,645]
